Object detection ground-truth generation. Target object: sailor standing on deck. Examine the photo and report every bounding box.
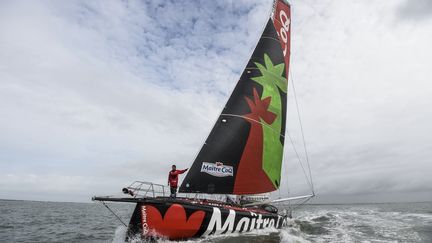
[168,165,188,198]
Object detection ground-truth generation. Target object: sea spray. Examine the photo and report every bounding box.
[112,226,127,243]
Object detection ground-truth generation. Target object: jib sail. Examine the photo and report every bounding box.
[179,0,291,195]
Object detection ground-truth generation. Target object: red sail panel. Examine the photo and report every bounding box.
[273,0,291,79]
[233,88,278,194]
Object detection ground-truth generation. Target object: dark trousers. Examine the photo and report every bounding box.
[170,187,177,198]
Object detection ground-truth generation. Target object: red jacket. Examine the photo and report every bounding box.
[168,169,187,188]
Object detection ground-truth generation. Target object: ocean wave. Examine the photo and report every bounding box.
[109,203,432,243]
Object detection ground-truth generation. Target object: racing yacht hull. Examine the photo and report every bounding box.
[126,198,287,240]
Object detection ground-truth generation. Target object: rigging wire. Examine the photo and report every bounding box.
[285,130,313,191]
[280,70,315,212]
[282,149,291,197]
[286,1,315,197]
[289,70,314,194]
[288,196,313,214]
[284,65,314,195]
[100,201,127,227]
[282,157,292,212]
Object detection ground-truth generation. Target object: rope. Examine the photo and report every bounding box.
[101,201,127,227]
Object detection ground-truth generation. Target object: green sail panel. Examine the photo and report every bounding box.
[179,0,291,195]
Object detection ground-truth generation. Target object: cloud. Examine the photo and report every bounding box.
[0,0,271,202]
[397,0,432,21]
[1,0,432,203]
[280,0,432,202]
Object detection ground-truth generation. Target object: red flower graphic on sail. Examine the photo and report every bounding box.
[143,204,205,240]
[234,88,277,194]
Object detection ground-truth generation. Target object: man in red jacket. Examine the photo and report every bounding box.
[168,165,188,198]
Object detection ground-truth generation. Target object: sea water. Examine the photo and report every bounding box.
[0,199,431,242]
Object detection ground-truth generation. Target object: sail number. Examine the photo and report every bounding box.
[278,10,290,57]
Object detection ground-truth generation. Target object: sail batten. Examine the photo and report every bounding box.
[221,114,286,138]
[179,0,291,195]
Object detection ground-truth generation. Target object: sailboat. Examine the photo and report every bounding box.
[93,0,314,240]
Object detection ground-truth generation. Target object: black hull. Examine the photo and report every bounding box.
[126,198,287,240]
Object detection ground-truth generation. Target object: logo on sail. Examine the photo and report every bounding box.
[200,162,233,177]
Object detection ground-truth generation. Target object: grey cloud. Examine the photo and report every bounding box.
[397,0,432,20]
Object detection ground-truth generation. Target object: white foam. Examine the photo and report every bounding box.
[112,226,127,243]
[280,229,310,243]
[404,213,432,220]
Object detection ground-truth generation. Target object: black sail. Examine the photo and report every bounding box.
[179,0,291,195]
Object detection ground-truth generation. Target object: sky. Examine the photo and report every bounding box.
[0,0,431,203]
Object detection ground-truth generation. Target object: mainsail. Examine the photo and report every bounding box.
[179,0,291,195]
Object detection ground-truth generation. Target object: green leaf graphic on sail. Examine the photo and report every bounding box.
[251,53,287,188]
